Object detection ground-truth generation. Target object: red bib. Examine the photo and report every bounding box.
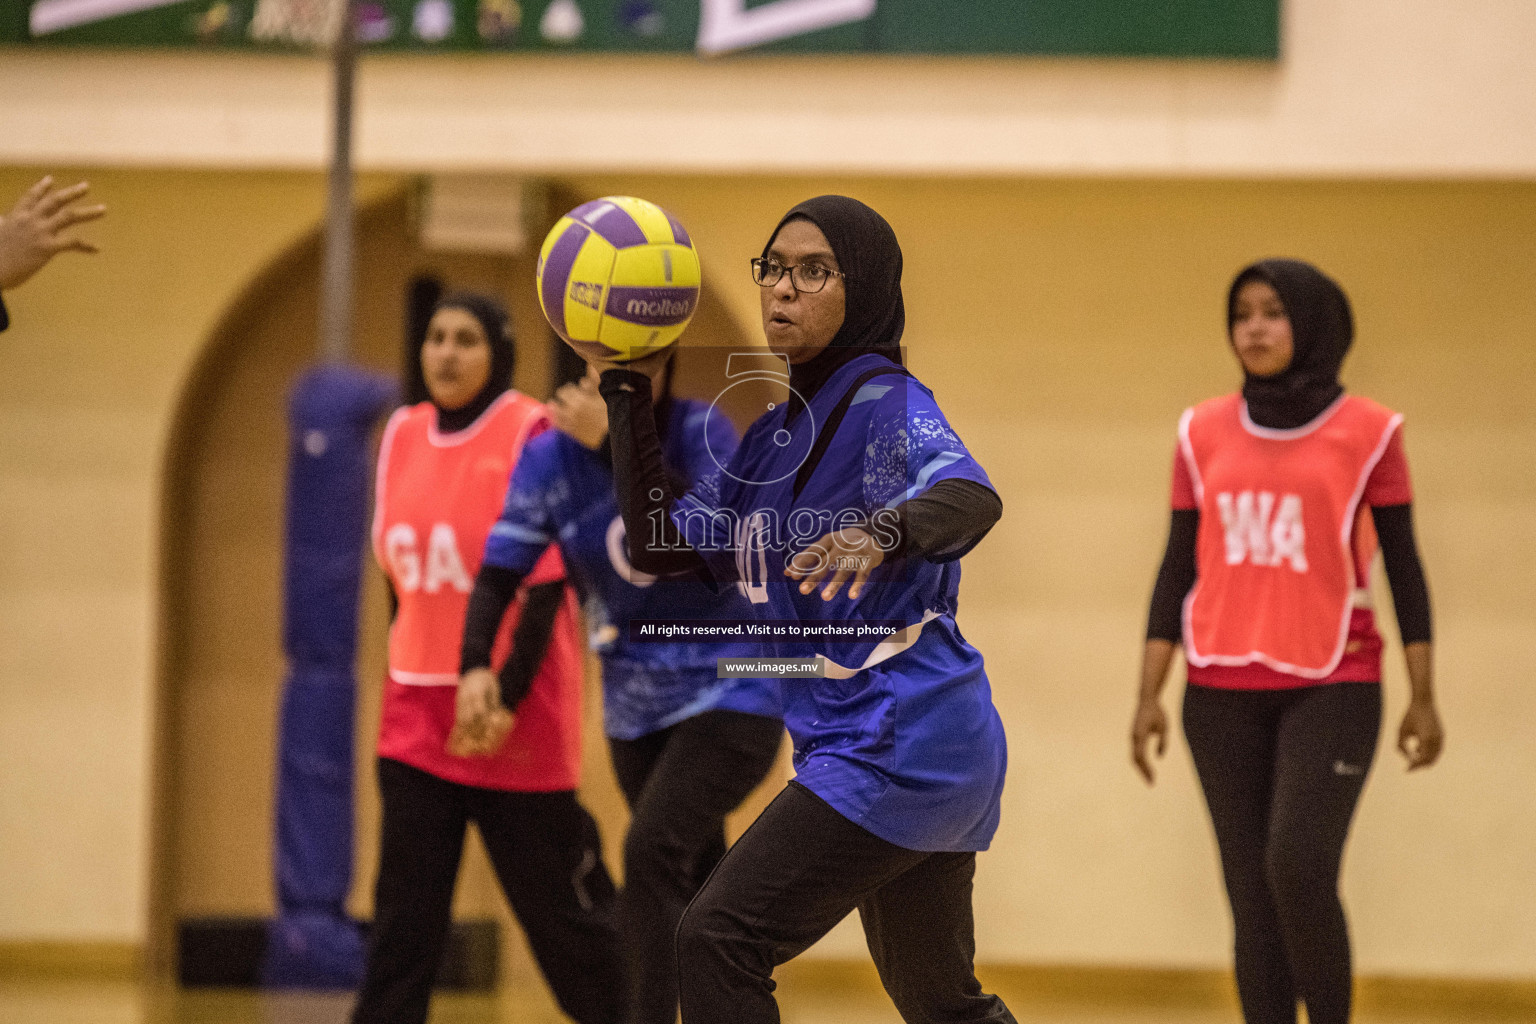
[1180,394,1402,680]
[371,394,582,791]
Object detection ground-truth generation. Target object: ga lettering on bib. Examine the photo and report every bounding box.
[371,393,582,791]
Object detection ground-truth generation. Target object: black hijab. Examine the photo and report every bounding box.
[762,196,905,416]
[418,291,517,433]
[1229,259,1353,430]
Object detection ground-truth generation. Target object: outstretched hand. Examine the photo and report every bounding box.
[446,667,514,757]
[786,527,885,602]
[0,177,106,290]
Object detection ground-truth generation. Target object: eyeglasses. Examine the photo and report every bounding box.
[750,257,846,294]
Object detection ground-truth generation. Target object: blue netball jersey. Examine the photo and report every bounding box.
[482,399,780,741]
[672,354,1008,852]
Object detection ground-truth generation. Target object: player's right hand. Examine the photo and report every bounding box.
[1130,698,1169,785]
[447,668,514,757]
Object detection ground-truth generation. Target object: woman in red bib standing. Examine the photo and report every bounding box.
[353,293,623,1024]
[1130,260,1444,1024]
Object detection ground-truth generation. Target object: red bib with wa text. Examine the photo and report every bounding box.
[371,393,582,791]
[1180,394,1402,680]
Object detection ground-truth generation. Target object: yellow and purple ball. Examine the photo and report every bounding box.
[536,196,701,363]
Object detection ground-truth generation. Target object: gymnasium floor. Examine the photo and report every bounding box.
[0,973,1520,1024]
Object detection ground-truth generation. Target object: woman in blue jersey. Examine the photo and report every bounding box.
[594,196,1015,1024]
[459,359,783,1024]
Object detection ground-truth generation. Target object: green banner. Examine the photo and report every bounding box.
[8,0,1278,57]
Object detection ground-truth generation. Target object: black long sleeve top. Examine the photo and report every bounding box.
[457,566,567,712]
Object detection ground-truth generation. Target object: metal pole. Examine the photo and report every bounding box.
[319,1,356,364]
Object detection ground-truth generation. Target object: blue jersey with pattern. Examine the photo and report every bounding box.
[483,398,781,740]
[671,354,1007,852]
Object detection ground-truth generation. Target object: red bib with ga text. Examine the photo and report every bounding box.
[371,393,582,791]
[1180,394,1403,680]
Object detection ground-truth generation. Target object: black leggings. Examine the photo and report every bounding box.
[676,781,1015,1024]
[351,758,624,1024]
[607,709,784,1024]
[1183,682,1382,1024]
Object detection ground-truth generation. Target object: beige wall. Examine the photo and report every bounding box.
[4,0,1536,177]
[2,168,1531,977]
[0,167,399,941]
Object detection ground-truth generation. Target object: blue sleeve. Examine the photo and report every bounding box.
[670,469,734,557]
[482,435,559,574]
[664,414,765,580]
[862,379,993,512]
[682,400,739,486]
[669,408,764,546]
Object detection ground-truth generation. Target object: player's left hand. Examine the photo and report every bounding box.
[787,527,885,602]
[447,667,514,757]
[549,367,609,449]
[0,177,106,290]
[1398,699,1444,770]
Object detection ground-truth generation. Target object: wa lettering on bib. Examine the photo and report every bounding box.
[1180,394,1402,679]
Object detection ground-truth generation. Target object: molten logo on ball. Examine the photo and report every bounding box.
[536,196,702,363]
[611,288,696,325]
[628,297,692,318]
